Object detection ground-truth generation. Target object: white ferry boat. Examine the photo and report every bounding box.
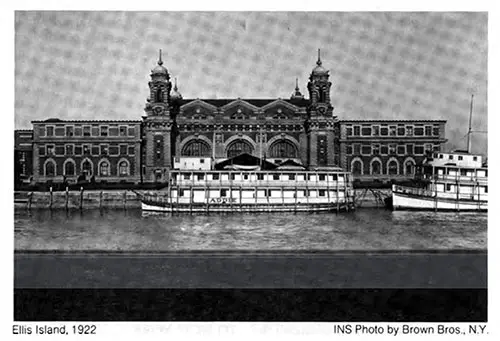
[391,151,487,211]
[141,167,355,213]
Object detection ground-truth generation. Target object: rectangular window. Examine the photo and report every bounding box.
[319,174,326,181]
[389,126,397,136]
[346,145,353,155]
[446,184,452,191]
[425,125,432,136]
[449,155,453,160]
[273,174,280,180]
[433,125,440,136]
[406,125,414,136]
[179,189,185,197]
[197,174,204,181]
[433,145,441,152]
[389,144,396,155]
[83,144,90,155]
[46,145,55,155]
[38,146,45,156]
[212,173,220,180]
[460,169,467,176]
[46,126,54,136]
[66,126,74,137]
[91,126,99,136]
[109,126,119,137]
[414,145,424,155]
[361,145,371,155]
[100,126,108,137]
[346,127,353,136]
[353,144,361,155]
[200,159,205,164]
[55,127,65,136]
[119,126,127,137]
[257,174,264,180]
[458,155,463,160]
[119,145,127,155]
[65,144,74,155]
[353,126,360,136]
[128,146,135,155]
[361,126,372,136]
[397,145,406,155]
[75,145,82,155]
[39,126,46,136]
[380,126,388,136]
[372,144,380,155]
[485,186,488,193]
[414,126,424,136]
[319,189,326,197]
[83,126,91,137]
[109,146,119,155]
[439,154,443,159]
[183,174,191,180]
[397,125,405,136]
[91,145,99,155]
[381,145,388,155]
[425,144,433,154]
[128,127,136,136]
[473,156,478,161]
[55,145,64,155]
[74,126,82,136]
[372,125,380,136]
[289,174,295,180]
[220,189,227,197]
[406,144,414,155]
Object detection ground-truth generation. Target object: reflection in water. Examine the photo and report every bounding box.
[14,208,487,251]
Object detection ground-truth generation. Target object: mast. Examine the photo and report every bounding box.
[467,94,474,153]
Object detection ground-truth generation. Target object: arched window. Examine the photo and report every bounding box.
[405,160,415,176]
[45,160,56,177]
[82,159,93,176]
[119,160,129,176]
[388,160,399,175]
[352,160,363,175]
[156,88,163,102]
[64,160,75,176]
[181,139,211,157]
[371,159,382,175]
[226,139,253,158]
[268,140,298,158]
[99,161,110,176]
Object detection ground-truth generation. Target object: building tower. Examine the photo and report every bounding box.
[142,50,174,182]
[306,49,337,168]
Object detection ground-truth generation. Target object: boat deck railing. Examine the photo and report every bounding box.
[170,179,350,188]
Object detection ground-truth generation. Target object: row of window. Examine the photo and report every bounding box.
[179,125,303,132]
[39,144,136,157]
[346,143,438,156]
[345,124,440,137]
[39,125,137,138]
[434,154,479,162]
[43,158,131,177]
[179,173,342,181]
[351,158,416,176]
[177,189,333,198]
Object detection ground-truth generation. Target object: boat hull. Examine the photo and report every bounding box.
[392,186,487,212]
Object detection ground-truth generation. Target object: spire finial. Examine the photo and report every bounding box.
[174,77,178,91]
[295,78,299,90]
[317,48,322,66]
[158,49,163,66]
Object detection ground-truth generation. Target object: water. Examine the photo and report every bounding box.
[14,208,487,251]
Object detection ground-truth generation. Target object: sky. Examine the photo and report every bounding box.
[14,11,488,154]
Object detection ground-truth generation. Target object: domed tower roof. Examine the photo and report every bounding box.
[311,49,328,76]
[170,78,183,101]
[151,49,168,76]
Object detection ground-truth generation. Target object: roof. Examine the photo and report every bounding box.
[339,119,447,123]
[32,119,142,124]
[180,98,310,108]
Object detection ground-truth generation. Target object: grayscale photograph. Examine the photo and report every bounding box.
[13,11,488,322]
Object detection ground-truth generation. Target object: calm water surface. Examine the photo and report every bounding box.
[14,208,487,251]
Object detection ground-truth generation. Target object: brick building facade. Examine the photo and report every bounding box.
[15,50,448,186]
[14,130,34,185]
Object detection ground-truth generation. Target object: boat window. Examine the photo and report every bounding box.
[243,174,249,180]
[460,169,467,176]
[289,174,295,180]
[458,156,463,161]
[319,190,326,197]
[332,174,338,180]
[231,174,235,180]
[446,184,452,191]
[449,155,453,160]
[212,173,219,180]
[179,189,185,197]
[439,154,443,159]
[318,174,325,181]
[183,174,190,180]
[197,174,204,181]
[200,159,205,163]
[220,189,227,197]
[485,186,488,193]
[257,174,264,180]
[273,174,280,180]
[266,189,272,197]
[473,156,478,161]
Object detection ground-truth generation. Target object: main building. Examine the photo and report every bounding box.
[15,50,447,187]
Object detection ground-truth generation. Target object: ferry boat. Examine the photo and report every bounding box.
[141,167,355,213]
[391,95,487,211]
[391,151,487,211]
